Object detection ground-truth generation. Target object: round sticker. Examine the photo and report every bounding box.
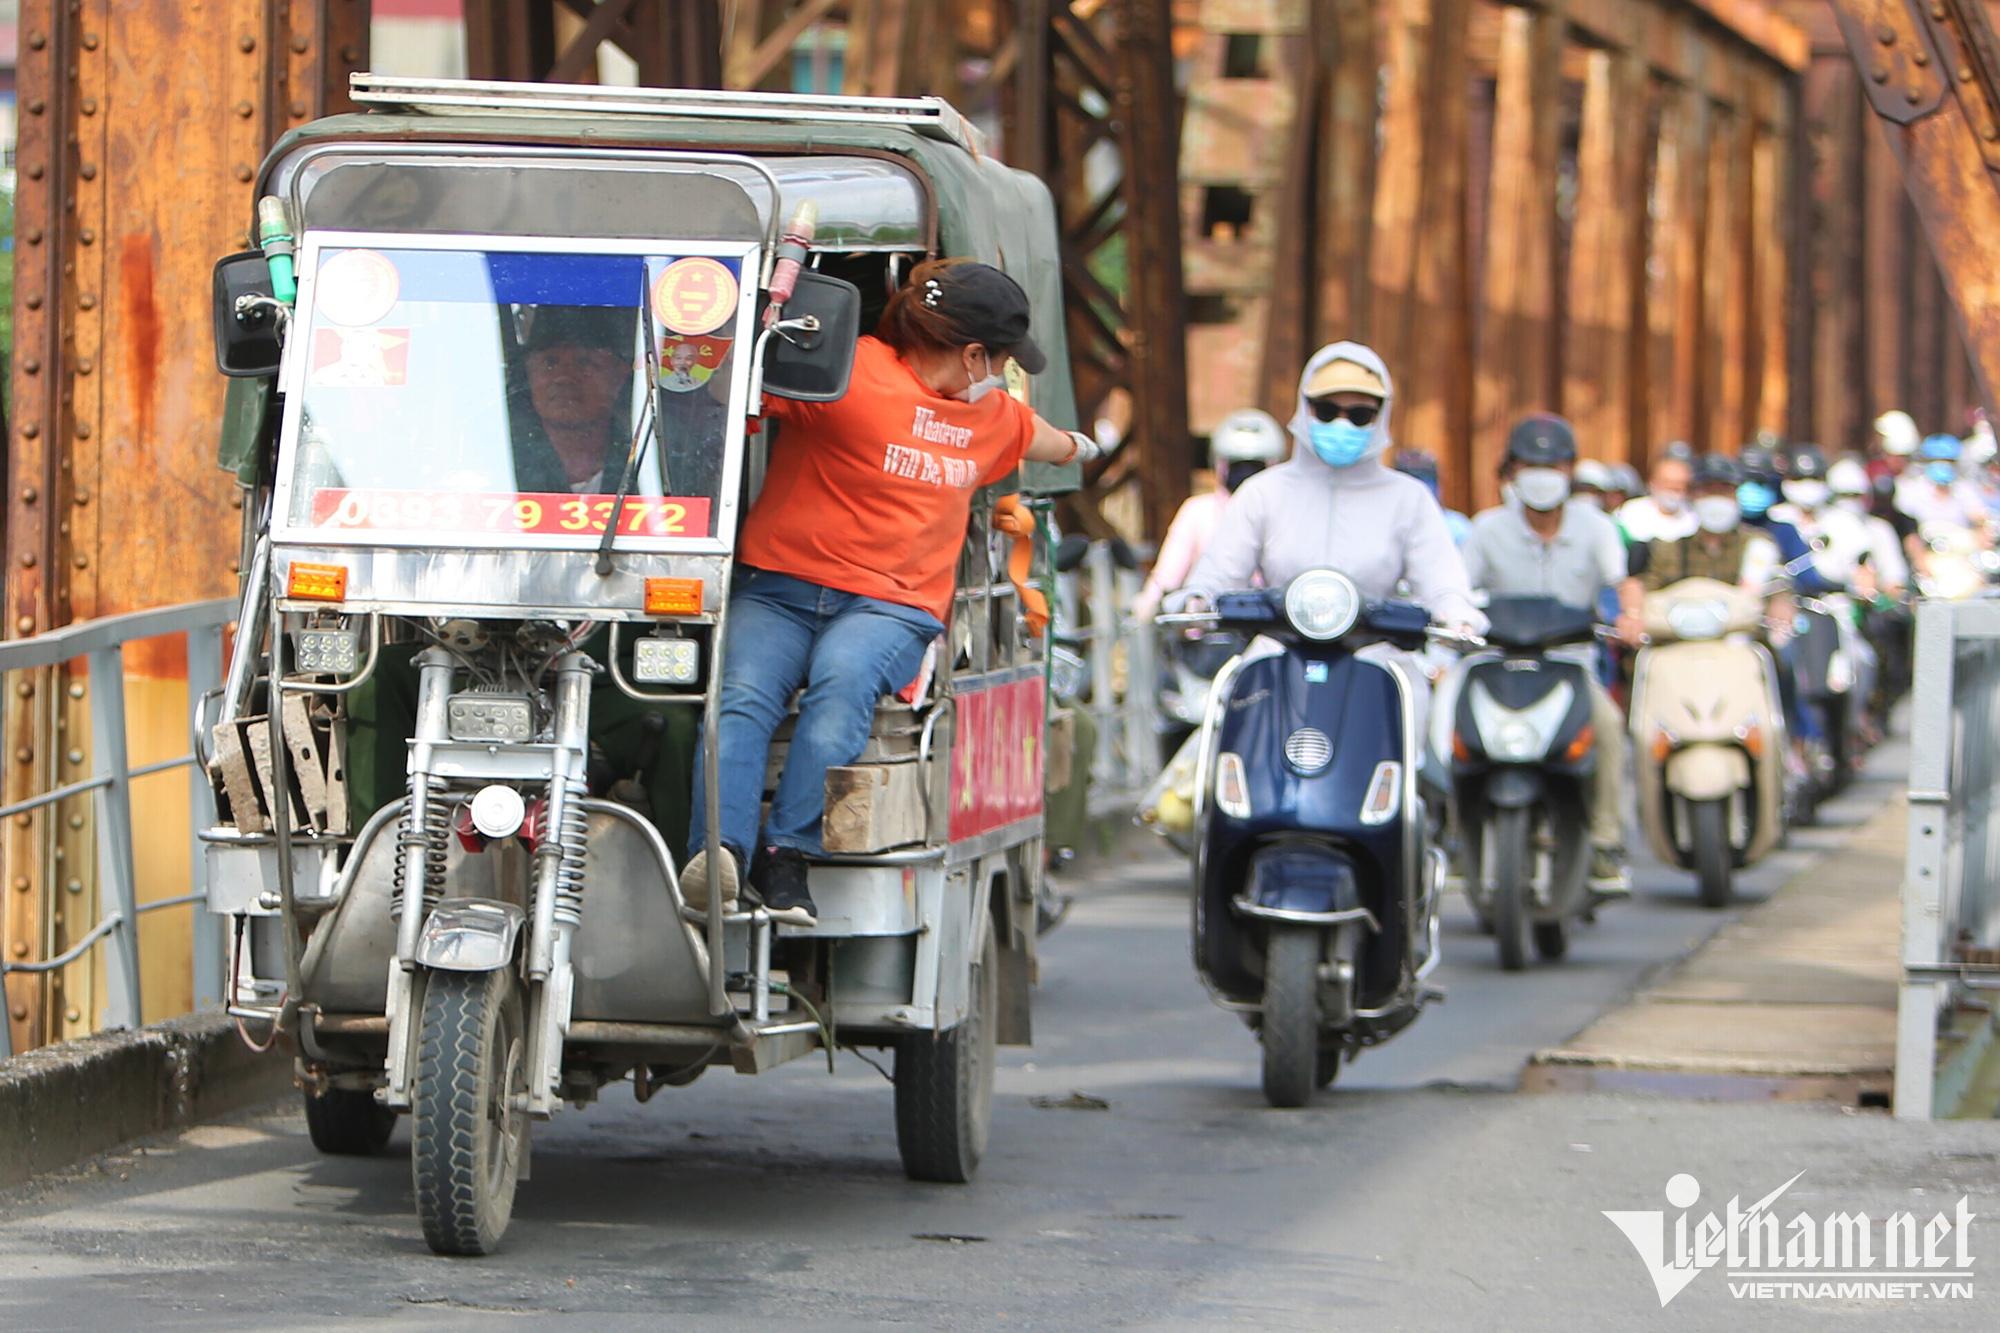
[315,249,401,327]
[652,257,740,336]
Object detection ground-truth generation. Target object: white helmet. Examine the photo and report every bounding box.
[1210,409,1288,464]
[1572,458,1612,491]
[1827,457,1869,496]
[1875,410,1920,457]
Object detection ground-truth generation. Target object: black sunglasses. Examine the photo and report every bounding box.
[1308,399,1379,427]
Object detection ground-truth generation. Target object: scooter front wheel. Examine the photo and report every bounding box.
[1260,926,1322,1109]
[1489,808,1532,972]
[411,968,528,1257]
[1691,798,1734,909]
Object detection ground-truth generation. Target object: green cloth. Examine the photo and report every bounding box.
[1043,706,1096,854]
[346,640,696,852]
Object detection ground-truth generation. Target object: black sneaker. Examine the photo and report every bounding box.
[753,846,818,926]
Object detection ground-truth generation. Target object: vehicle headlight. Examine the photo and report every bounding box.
[1284,570,1361,641]
[446,693,534,743]
[292,625,361,675]
[1467,678,1575,763]
[632,635,701,685]
[1665,599,1730,640]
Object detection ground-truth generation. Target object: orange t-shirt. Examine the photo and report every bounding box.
[742,336,1038,621]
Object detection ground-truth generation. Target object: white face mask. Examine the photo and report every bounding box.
[1513,467,1571,512]
[956,374,1006,404]
[1783,480,1830,511]
[1694,495,1740,533]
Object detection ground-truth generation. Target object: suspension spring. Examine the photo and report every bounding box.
[552,775,590,926]
[389,778,451,921]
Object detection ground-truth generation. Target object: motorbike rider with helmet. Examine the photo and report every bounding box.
[1735,443,1837,599]
[1898,433,1992,546]
[1174,341,1483,640]
[1393,447,1473,546]
[1456,414,1642,888]
[1133,407,1288,619]
[1617,441,1700,545]
[1871,409,1922,486]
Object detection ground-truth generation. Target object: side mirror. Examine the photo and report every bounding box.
[761,270,861,402]
[213,250,284,377]
[1054,533,1091,573]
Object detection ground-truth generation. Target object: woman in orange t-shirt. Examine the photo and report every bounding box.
[683,259,1095,924]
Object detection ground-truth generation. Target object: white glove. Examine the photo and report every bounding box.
[1067,430,1104,465]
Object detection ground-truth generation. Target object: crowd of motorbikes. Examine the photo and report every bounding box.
[1042,423,1993,1109]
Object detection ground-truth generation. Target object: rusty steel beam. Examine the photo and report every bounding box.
[4,2,366,1054]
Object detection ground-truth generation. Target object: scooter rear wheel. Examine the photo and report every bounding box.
[1490,808,1532,972]
[1692,798,1734,909]
[303,1084,396,1157]
[1260,926,1321,1109]
[1532,919,1570,961]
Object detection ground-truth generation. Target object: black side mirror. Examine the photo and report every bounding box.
[761,270,862,402]
[1054,533,1091,573]
[213,251,284,377]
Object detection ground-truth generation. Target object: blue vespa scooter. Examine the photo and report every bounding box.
[1163,569,1457,1107]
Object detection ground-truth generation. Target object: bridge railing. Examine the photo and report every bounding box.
[1898,598,2000,1118]
[0,599,235,1061]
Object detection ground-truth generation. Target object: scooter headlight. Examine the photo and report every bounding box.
[1284,570,1361,641]
[1467,678,1576,763]
[1665,599,1730,641]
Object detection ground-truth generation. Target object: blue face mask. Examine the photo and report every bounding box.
[1927,461,1958,486]
[1309,420,1373,469]
[1736,481,1776,518]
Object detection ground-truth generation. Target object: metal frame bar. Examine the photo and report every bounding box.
[0,599,235,1061]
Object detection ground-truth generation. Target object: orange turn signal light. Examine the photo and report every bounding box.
[1650,728,1674,765]
[1738,724,1764,759]
[1451,731,1471,763]
[286,562,348,602]
[1564,724,1595,764]
[644,577,704,616]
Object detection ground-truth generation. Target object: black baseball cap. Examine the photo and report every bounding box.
[1504,413,1577,466]
[1693,453,1742,488]
[923,262,1048,375]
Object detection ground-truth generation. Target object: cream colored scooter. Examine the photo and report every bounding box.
[1628,578,1788,907]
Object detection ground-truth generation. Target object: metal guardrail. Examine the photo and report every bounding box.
[1898,597,2000,1118]
[0,598,235,1061]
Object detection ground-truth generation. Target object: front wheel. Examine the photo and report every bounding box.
[896,928,997,1183]
[1489,808,1532,972]
[1260,926,1322,1108]
[412,968,527,1257]
[1691,798,1734,909]
[304,1084,396,1156]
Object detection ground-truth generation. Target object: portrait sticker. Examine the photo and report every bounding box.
[652,257,740,336]
[308,328,410,388]
[657,334,732,393]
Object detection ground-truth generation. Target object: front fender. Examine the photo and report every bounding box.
[1483,766,1545,809]
[1665,746,1750,802]
[1234,845,1371,925]
[414,898,525,972]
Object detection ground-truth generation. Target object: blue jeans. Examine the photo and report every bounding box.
[689,569,943,861]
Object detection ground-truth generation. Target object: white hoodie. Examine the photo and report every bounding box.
[1180,342,1484,630]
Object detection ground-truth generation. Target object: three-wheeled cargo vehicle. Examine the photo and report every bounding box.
[203,75,1079,1255]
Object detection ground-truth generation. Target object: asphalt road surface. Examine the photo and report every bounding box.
[2,740,1995,1329]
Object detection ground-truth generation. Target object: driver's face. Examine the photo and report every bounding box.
[527,344,629,428]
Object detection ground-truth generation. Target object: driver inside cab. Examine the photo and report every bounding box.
[680,258,1095,926]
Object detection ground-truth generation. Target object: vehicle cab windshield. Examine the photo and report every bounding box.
[274,237,756,551]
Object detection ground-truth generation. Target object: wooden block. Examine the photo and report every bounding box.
[822,763,928,854]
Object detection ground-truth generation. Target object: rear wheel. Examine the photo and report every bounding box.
[1260,926,1321,1108]
[1314,1046,1342,1090]
[1532,918,1570,961]
[303,1084,396,1156]
[1490,808,1532,972]
[1825,709,1852,794]
[896,929,997,1183]
[1691,798,1734,909]
[411,968,527,1257]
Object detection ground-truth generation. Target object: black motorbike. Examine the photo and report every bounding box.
[1443,597,1601,970]
[1166,569,1448,1108]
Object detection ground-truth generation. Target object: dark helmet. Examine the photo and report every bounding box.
[1658,440,1697,466]
[1392,448,1441,494]
[1787,442,1829,481]
[1692,453,1743,489]
[1736,443,1782,487]
[1505,414,1578,467]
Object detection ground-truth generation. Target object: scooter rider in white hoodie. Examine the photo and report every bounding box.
[1170,341,1485,638]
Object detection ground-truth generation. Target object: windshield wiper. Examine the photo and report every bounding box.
[595,270,669,577]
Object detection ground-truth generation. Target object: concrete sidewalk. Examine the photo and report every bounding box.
[1527,798,1904,1104]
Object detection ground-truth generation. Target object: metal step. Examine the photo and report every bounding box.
[347,73,984,154]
